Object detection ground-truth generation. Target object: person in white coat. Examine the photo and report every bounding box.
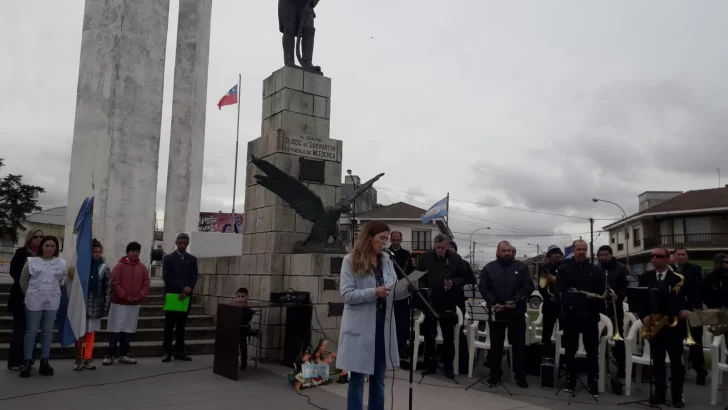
[337,221,411,410]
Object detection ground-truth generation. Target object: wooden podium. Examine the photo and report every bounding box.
[213,303,243,381]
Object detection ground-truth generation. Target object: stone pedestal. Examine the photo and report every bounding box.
[242,67,344,359]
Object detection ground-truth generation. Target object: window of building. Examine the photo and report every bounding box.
[617,243,624,251]
[633,228,641,247]
[412,230,432,251]
[611,235,615,244]
[340,229,351,244]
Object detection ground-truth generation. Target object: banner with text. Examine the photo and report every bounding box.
[198,212,245,233]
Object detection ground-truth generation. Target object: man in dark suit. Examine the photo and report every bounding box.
[480,241,534,388]
[672,247,706,385]
[162,233,199,362]
[389,231,414,361]
[639,246,692,408]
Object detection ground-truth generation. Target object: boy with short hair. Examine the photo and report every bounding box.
[236,288,257,370]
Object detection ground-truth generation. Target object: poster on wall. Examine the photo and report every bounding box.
[198,212,244,233]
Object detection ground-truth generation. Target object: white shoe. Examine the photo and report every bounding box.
[102,355,114,366]
[118,356,137,364]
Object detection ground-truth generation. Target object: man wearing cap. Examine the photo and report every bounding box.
[597,245,630,378]
[539,246,564,346]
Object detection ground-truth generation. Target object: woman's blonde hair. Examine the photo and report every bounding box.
[24,229,43,248]
[350,221,390,275]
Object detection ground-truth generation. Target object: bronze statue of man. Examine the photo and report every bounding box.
[278,0,322,74]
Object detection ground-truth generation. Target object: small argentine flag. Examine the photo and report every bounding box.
[421,196,448,224]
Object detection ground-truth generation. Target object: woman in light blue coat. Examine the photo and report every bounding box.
[337,221,411,410]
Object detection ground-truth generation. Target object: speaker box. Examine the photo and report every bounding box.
[540,358,555,388]
[281,305,313,367]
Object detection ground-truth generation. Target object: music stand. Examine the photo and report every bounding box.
[554,291,599,404]
[464,303,513,396]
[618,287,661,409]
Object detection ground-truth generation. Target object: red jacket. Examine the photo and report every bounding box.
[111,257,151,305]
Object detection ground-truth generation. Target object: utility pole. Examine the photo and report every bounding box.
[589,218,595,263]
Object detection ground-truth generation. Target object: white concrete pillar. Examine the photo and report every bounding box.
[162,0,212,253]
[64,0,170,265]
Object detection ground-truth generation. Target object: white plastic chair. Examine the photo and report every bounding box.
[529,303,544,343]
[711,334,728,405]
[412,307,463,374]
[553,313,613,393]
[466,314,532,381]
[624,320,689,396]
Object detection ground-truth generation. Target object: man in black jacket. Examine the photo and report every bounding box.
[639,246,691,408]
[597,245,630,378]
[480,241,534,387]
[416,234,469,378]
[672,247,707,385]
[556,240,606,396]
[538,245,563,346]
[389,231,414,361]
[162,233,199,362]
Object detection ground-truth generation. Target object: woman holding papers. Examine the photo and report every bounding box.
[103,242,150,366]
[337,221,413,410]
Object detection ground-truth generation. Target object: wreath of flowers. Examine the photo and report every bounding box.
[287,338,349,392]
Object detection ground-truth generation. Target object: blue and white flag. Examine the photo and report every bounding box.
[421,196,448,224]
[564,245,574,259]
[56,196,93,346]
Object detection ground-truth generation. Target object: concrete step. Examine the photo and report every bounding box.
[0,314,215,330]
[0,283,168,296]
[0,303,204,316]
[0,326,216,344]
[0,338,216,360]
[0,292,168,306]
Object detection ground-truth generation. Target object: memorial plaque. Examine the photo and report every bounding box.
[330,257,343,275]
[283,134,339,162]
[299,157,325,183]
[323,278,339,291]
[328,302,344,317]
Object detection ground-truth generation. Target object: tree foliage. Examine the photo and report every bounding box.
[0,158,45,244]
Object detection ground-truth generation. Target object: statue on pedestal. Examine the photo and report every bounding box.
[279,0,323,75]
[251,155,384,254]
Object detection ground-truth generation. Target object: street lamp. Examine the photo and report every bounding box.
[469,227,491,266]
[347,170,357,247]
[593,198,630,272]
[527,243,541,255]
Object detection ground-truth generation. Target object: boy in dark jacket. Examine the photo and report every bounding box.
[162,233,199,362]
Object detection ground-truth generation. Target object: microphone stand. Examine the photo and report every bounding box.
[387,252,438,410]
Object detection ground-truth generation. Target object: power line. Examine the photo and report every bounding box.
[452,230,605,238]
[376,186,619,221]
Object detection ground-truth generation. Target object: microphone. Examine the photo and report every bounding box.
[383,248,394,258]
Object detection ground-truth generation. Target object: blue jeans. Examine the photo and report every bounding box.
[347,309,386,410]
[25,308,56,360]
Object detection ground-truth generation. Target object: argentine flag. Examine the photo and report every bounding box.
[56,196,93,347]
[421,196,448,224]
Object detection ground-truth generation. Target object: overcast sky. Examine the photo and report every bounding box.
[2,0,727,262]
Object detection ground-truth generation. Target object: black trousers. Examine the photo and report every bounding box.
[611,310,626,375]
[562,318,600,382]
[8,308,36,368]
[108,332,133,357]
[393,297,410,359]
[164,309,190,355]
[541,316,560,345]
[489,318,527,379]
[688,326,706,375]
[424,315,456,372]
[651,329,685,401]
[239,330,249,369]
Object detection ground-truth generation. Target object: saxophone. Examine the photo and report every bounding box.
[568,288,609,300]
[641,267,684,341]
[539,268,557,297]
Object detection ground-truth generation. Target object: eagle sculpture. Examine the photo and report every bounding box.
[250,155,384,254]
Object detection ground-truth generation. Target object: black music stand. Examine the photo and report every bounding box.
[554,291,598,404]
[464,303,513,396]
[618,287,662,409]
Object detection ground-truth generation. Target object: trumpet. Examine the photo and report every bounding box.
[609,289,624,341]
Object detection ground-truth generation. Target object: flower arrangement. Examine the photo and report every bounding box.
[287,338,349,392]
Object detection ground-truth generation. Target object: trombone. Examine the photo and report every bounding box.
[608,288,623,341]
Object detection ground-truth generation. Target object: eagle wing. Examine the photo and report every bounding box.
[250,155,325,222]
[336,173,385,208]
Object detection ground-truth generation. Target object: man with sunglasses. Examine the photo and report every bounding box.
[672,247,707,385]
[638,246,692,408]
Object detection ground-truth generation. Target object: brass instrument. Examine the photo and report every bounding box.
[609,289,624,341]
[708,311,728,336]
[641,267,686,341]
[539,268,557,297]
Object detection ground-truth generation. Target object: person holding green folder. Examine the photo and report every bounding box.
[162,233,198,362]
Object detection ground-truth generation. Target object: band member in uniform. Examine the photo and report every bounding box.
[479,241,534,387]
[538,246,563,345]
[388,231,414,361]
[672,247,707,385]
[638,246,690,408]
[555,239,605,396]
[597,245,630,378]
[704,253,728,309]
[416,234,469,378]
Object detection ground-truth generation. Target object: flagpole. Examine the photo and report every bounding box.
[445,192,451,237]
[231,74,242,232]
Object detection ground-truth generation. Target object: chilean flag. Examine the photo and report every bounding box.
[217,84,238,110]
